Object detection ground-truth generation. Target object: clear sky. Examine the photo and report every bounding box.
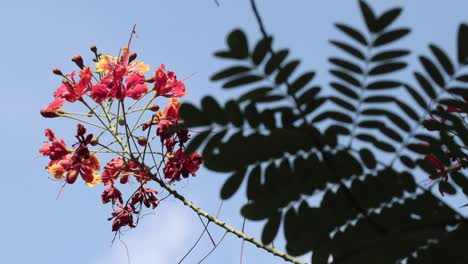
[1,1,468,264]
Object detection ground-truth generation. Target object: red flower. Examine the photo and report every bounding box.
[102,158,125,186]
[163,148,202,182]
[39,128,69,162]
[110,205,135,231]
[154,64,186,98]
[40,99,65,118]
[54,67,92,102]
[101,186,124,205]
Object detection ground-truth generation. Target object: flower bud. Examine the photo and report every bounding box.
[52,68,63,76]
[72,54,84,69]
[149,104,159,112]
[90,45,97,53]
[40,107,60,118]
[66,169,79,184]
[146,77,155,83]
[90,137,99,146]
[128,52,137,63]
[137,136,147,146]
[118,118,126,126]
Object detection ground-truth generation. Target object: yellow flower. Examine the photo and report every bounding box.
[86,172,102,187]
[96,55,117,73]
[130,61,150,74]
[48,163,66,179]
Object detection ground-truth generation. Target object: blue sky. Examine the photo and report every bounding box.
[1,1,468,263]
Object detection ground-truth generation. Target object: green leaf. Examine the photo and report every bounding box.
[456,74,468,82]
[414,72,437,99]
[275,60,300,84]
[223,75,264,89]
[331,82,358,99]
[227,29,249,59]
[262,211,282,244]
[252,37,273,65]
[335,23,368,45]
[288,72,315,95]
[374,8,402,32]
[186,130,211,155]
[329,57,363,74]
[448,87,468,98]
[366,81,401,90]
[201,96,227,125]
[261,109,276,130]
[238,86,273,102]
[369,62,406,75]
[329,40,365,60]
[419,56,445,87]
[330,70,361,87]
[457,23,468,64]
[359,0,377,33]
[359,148,376,169]
[373,29,410,46]
[429,44,454,76]
[211,66,251,81]
[439,181,457,196]
[370,49,409,62]
[265,49,289,75]
[221,168,247,200]
[241,202,271,220]
[180,104,211,127]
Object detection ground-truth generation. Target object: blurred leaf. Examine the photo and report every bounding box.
[265,49,289,74]
[276,60,300,84]
[329,96,356,111]
[238,86,273,103]
[430,44,454,76]
[180,103,211,127]
[359,0,377,33]
[457,23,468,64]
[329,57,363,74]
[335,23,368,45]
[414,72,437,99]
[404,84,427,109]
[359,148,377,169]
[400,155,415,168]
[330,40,365,60]
[186,130,211,155]
[225,100,244,127]
[366,80,401,90]
[331,82,359,99]
[288,72,315,95]
[221,168,247,200]
[371,49,409,62]
[201,96,227,125]
[419,56,445,87]
[244,103,261,128]
[253,37,273,65]
[262,211,282,244]
[227,29,249,59]
[313,111,353,124]
[369,62,406,75]
[373,29,410,46]
[297,86,321,105]
[330,70,361,87]
[223,75,264,89]
[455,74,468,82]
[374,8,402,32]
[247,165,262,200]
[211,66,251,81]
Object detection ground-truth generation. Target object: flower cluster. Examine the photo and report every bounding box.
[39,41,202,233]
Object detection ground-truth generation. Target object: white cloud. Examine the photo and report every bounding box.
[93,204,195,264]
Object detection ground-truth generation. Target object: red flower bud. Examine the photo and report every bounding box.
[90,45,97,53]
[52,68,63,76]
[66,169,79,184]
[40,107,60,118]
[128,52,137,63]
[137,136,147,146]
[72,54,84,69]
[149,104,159,112]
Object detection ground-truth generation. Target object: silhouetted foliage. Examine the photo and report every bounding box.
[181,1,468,263]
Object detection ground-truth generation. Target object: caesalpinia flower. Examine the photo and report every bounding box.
[40,41,202,233]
